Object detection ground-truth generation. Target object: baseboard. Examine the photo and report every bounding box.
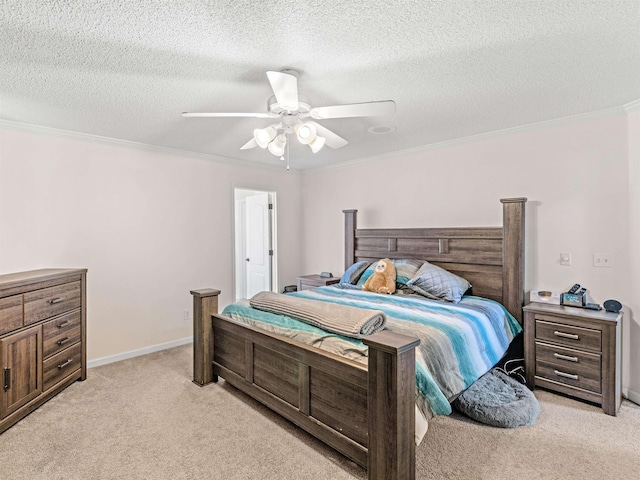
[87,337,192,368]
[622,388,640,406]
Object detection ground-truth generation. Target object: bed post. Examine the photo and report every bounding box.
[364,331,420,480]
[343,209,358,270]
[500,198,527,324]
[191,288,221,386]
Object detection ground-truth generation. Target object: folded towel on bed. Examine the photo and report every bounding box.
[249,291,386,339]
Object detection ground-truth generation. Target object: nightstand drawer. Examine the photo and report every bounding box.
[536,361,601,394]
[535,318,601,352]
[535,341,601,377]
[297,275,340,291]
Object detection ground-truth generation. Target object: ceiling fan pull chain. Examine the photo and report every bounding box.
[286,140,290,171]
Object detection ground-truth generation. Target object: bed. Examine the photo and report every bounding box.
[191,197,526,480]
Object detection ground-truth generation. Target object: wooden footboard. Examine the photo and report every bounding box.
[191,289,419,480]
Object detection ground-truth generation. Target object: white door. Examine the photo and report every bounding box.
[245,192,271,298]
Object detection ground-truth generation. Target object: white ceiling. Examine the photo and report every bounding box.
[1,1,639,170]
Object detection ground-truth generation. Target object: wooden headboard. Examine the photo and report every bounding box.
[343,197,527,324]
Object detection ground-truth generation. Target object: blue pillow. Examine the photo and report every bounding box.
[340,261,370,285]
[393,259,423,288]
[405,262,471,303]
[356,259,423,289]
[356,262,377,287]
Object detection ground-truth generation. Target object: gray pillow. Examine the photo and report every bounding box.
[405,262,471,303]
[340,261,370,285]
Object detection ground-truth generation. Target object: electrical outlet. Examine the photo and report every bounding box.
[184,309,191,321]
[593,253,612,268]
[560,252,571,266]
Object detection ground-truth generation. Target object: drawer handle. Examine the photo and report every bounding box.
[553,331,579,340]
[554,370,579,380]
[57,320,72,329]
[57,337,71,346]
[3,368,9,391]
[57,359,73,370]
[49,297,64,305]
[553,353,579,363]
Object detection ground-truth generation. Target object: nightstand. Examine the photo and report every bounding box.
[523,303,622,415]
[296,274,340,291]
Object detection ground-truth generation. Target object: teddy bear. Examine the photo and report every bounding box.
[363,259,396,294]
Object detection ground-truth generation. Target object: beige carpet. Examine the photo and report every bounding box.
[0,345,638,480]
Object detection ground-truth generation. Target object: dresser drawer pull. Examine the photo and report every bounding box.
[553,353,579,362]
[49,297,64,305]
[57,337,71,346]
[57,320,72,328]
[553,331,579,340]
[3,368,9,391]
[57,359,73,370]
[554,370,579,380]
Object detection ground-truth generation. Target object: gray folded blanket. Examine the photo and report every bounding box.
[249,291,386,339]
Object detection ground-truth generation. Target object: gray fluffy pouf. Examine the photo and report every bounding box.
[452,369,540,428]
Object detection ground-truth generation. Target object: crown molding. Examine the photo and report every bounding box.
[2,100,633,176]
[303,104,629,174]
[0,119,300,174]
[623,99,640,113]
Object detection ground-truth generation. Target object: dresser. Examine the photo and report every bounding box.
[523,302,622,415]
[296,274,340,291]
[0,269,87,433]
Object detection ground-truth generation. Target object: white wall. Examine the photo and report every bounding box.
[0,127,302,361]
[626,105,640,402]
[300,111,637,398]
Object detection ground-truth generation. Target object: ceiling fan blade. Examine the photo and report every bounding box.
[240,138,258,150]
[182,112,276,118]
[266,71,298,110]
[307,121,348,149]
[310,100,396,120]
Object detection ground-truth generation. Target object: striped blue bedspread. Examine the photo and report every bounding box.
[222,286,521,419]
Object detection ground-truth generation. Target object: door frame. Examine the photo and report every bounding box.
[232,186,278,301]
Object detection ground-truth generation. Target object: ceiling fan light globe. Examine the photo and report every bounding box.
[295,123,316,145]
[309,135,326,153]
[268,135,287,156]
[254,126,277,148]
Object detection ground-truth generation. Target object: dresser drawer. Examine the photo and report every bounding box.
[24,282,81,326]
[535,318,601,352]
[43,310,81,342]
[43,311,82,358]
[0,295,23,335]
[43,342,82,392]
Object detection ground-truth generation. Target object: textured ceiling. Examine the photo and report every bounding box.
[1,1,639,170]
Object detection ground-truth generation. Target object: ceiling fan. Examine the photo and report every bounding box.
[182,70,396,161]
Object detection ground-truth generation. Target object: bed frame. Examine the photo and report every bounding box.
[192,197,526,480]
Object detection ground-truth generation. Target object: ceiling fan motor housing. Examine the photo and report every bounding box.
[267,94,311,116]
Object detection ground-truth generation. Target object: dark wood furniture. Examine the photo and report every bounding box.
[297,274,340,291]
[523,302,622,415]
[0,269,87,433]
[193,197,526,479]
